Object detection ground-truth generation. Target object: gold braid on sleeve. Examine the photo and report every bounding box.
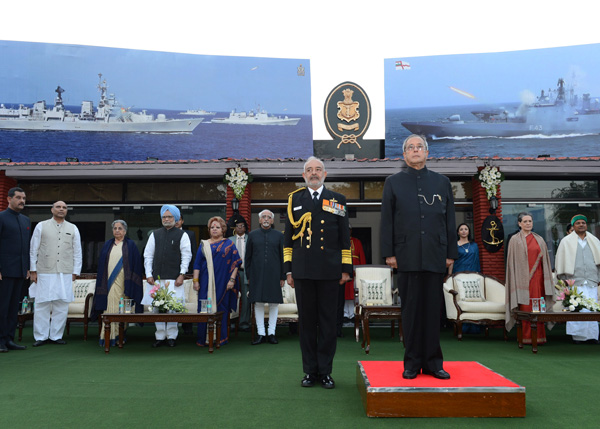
[341,249,352,265]
[287,187,312,244]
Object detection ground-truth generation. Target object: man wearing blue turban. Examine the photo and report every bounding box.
[142,205,192,347]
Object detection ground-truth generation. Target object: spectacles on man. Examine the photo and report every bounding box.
[162,215,174,220]
[406,144,426,152]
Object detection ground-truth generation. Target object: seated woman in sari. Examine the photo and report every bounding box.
[505,212,554,344]
[92,220,143,346]
[193,216,241,346]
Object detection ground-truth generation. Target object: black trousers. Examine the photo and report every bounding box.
[295,278,339,376]
[398,271,445,372]
[336,283,345,336]
[0,277,24,346]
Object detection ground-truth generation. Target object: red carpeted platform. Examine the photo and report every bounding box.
[357,361,525,418]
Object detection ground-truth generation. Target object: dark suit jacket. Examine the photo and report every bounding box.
[284,187,352,280]
[380,166,458,274]
[183,229,197,274]
[0,208,31,278]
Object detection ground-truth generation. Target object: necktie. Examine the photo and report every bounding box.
[312,191,319,208]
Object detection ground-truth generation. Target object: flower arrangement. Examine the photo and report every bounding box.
[476,165,505,200]
[224,166,252,200]
[555,279,600,312]
[150,280,186,313]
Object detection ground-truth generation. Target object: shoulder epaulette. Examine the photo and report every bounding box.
[288,187,306,197]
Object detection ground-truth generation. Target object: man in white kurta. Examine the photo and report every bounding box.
[142,205,192,347]
[555,214,600,343]
[29,201,82,346]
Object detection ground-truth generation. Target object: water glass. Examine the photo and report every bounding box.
[200,299,208,313]
[124,299,133,314]
[531,298,540,312]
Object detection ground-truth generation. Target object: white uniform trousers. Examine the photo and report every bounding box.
[254,302,279,336]
[33,300,70,341]
[343,300,355,319]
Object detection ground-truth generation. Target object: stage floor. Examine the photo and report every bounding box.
[357,361,526,418]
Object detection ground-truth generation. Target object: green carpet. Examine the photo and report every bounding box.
[1,322,597,428]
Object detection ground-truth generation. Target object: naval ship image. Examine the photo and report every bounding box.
[401,78,600,139]
[0,74,203,133]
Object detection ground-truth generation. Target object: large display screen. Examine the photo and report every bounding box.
[0,40,312,162]
[385,44,600,158]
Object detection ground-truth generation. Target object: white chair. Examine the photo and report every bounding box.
[443,271,507,340]
[250,282,298,342]
[66,278,97,340]
[353,265,401,354]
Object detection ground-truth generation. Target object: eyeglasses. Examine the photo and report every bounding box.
[162,215,174,220]
[405,144,426,152]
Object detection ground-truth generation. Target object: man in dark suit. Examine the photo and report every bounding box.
[284,156,352,389]
[0,187,31,353]
[380,135,458,380]
[176,213,197,335]
[176,213,197,274]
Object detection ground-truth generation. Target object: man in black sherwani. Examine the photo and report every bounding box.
[245,209,285,345]
[0,187,31,353]
[380,135,458,380]
[284,157,352,389]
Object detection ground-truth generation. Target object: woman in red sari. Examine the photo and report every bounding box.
[505,212,554,344]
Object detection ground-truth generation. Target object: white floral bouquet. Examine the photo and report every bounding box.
[476,165,504,200]
[224,166,252,200]
[149,279,186,313]
[555,279,600,312]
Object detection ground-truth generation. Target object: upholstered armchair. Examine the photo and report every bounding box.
[443,272,507,340]
[250,282,298,342]
[354,265,401,353]
[66,278,98,340]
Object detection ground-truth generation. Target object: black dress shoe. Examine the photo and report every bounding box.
[33,340,49,347]
[301,374,317,387]
[0,344,8,353]
[167,339,176,347]
[267,334,278,344]
[251,335,266,345]
[422,368,451,380]
[320,374,335,389]
[402,369,418,379]
[6,341,27,350]
[51,339,66,345]
[152,340,165,348]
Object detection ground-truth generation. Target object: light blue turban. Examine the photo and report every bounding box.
[160,204,180,222]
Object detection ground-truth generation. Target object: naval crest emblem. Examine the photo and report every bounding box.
[324,81,371,149]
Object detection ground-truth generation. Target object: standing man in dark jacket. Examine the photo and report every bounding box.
[284,157,352,389]
[380,135,458,380]
[143,205,192,347]
[0,187,31,352]
[245,209,285,345]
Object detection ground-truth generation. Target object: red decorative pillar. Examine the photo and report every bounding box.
[225,169,252,230]
[0,170,18,211]
[472,171,505,283]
